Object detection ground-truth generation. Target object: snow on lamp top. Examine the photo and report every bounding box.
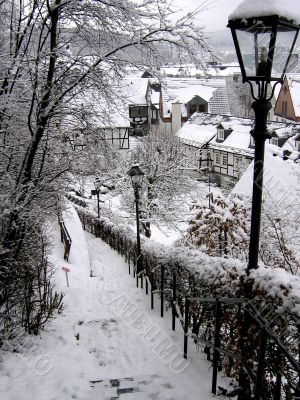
[229,0,300,24]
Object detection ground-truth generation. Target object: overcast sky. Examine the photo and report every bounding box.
[173,0,243,32]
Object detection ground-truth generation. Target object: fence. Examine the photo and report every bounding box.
[75,205,300,399]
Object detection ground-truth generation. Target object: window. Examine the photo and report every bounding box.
[189,104,206,115]
[218,129,224,140]
[189,104,196,115]
[234,156,242,169]
[222,154,227,166]
[215,153,221,165]
[152,109,158,119]
[271,137,279,146]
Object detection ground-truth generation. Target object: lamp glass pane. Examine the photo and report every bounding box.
[271,29,298,78]
[236,29,256,77]
[255,31,272,78]
[236,29,271,78]
[131,175,143,189]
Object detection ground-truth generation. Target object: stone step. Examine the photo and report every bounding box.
[90,374,177,399]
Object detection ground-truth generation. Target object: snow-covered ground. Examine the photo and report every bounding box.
[0,203,228,400]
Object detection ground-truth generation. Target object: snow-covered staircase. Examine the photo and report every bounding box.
[90,374,178,399]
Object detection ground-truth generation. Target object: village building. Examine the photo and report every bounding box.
[176,112,300,185]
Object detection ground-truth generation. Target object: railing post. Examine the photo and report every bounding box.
[145,258,148,295]
[133,254,136,278]
[140,255,143,290]
[151,271,154,310]
[172,270,176,331]
[212,299,222,395]
[275,372,282,400]
[161,265,164,318]
[184,296,189,359]
[254,327,267,400]
[124,239,128,263]
[295,325,300,399]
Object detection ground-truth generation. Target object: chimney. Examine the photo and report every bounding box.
[171,102,182,134]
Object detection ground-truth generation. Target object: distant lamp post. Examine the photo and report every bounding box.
[127,164,144,278]
[91,187,100,218]
[228,15,300,273]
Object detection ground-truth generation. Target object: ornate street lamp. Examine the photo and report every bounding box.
[127,164,144,279]
[228,13,300,273]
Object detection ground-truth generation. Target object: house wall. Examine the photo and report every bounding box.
[210,148,252,178]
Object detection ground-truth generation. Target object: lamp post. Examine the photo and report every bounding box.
[228,14,300,274]
[127,164,144,280]
[91,187,100,218]
[228,10,300,400]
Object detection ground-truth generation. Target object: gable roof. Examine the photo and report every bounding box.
[286,74,300,116]
[217,122,233,131]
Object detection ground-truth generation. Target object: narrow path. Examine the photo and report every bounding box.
[85,232,217,399]
[0,204,224,400]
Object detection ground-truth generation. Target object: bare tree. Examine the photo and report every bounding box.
[0,0,212,335]
[117,130,198,237]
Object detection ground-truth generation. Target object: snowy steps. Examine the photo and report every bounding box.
[90,374,179,399]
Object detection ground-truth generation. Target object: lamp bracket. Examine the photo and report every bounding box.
[246,80,282,102]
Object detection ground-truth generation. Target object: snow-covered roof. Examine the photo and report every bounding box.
[123,77,148,105]
[67,90,131,128]
[233,145,300,203]
[271,127,292,138]
[160,80,216,118]
[229,0,300,24]
[176,114,218,148]
[210,119,254,155]
[160,64,241,78]
[209,87,231,115]
[167,81,215,104]
[160,78,231,118]
[218,122,233,130]
[177,113,300,155]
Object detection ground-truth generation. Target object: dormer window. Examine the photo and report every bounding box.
[271,137,279,146]
[218,129,224,141]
